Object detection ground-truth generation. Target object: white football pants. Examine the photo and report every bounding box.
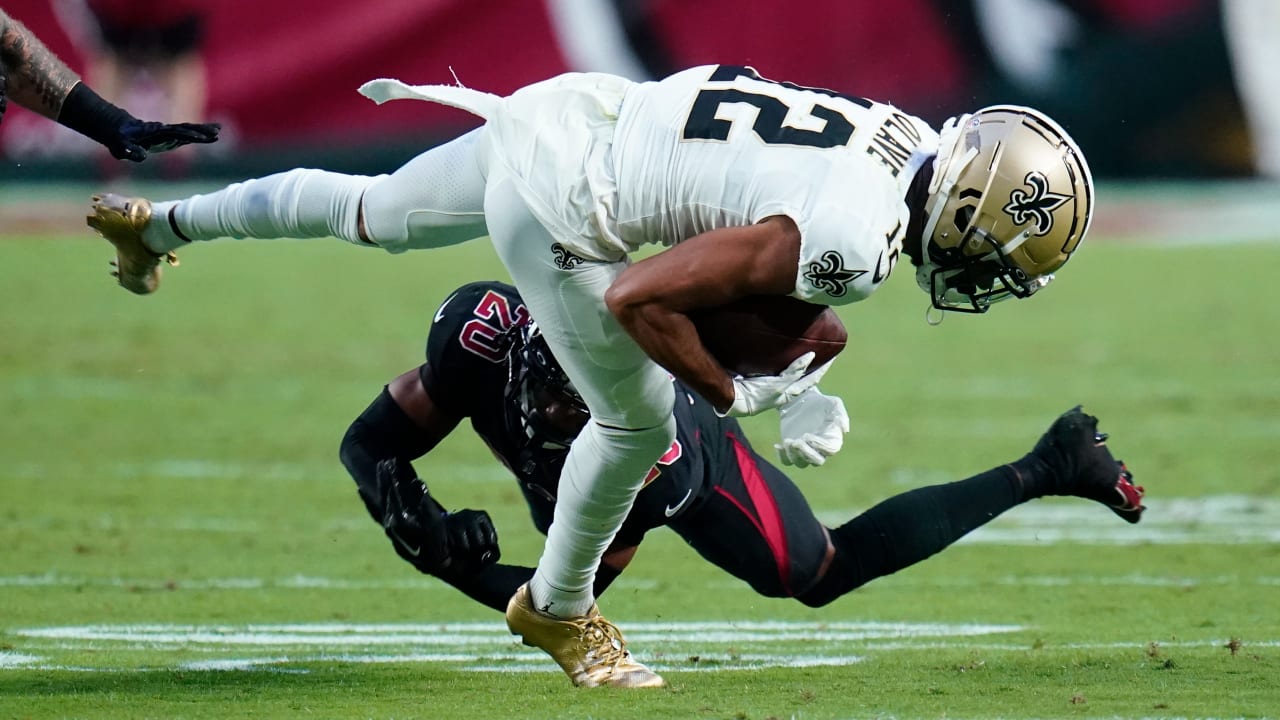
[148,129,490,253]
[147,123,676,618]
[483,172,676,616]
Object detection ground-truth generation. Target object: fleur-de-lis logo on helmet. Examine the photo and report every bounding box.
[803,251,866,298]
[1002,171,1071,235]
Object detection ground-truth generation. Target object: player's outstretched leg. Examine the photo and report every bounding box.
[505,583,665,689]
[87,193,176,295]
[1029,405,1145,523]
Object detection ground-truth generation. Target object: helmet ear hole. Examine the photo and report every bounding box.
[953,205,975,233]
[930,243,963,267]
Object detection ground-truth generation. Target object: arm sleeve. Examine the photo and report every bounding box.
[339,386,436,523]
[56,82,133,151]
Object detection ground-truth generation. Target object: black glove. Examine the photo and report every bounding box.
[440,509,501,576]
[57,82,220,162]
[113,118,220,161]
[379,458,451,575]
[378,458,501,577]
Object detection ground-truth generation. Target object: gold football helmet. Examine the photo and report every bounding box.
[917,105,1093,314]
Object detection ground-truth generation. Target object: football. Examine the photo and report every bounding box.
[689,295,847,377]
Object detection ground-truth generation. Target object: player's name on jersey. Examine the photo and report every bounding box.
[867,112,924,178]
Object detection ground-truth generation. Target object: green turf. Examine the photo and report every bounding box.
[2,228,1278,719]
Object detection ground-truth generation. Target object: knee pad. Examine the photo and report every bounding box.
[361,130,488,251]
[558,415,677,503]
[597,413,678,457]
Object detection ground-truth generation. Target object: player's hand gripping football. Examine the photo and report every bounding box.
[720,352,832,417]
[775,386,850,468]
[378,458,500,576]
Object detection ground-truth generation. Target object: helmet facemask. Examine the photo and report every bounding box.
[504,323,590,451]
[920,226,1054,313]
[917,106,1093,315]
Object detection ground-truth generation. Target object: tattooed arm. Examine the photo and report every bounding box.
[0,7,80,120]
[0,7,218,160]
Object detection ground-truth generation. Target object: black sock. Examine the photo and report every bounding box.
[799,464,1030,607]
[1008,452,1060,499]
[443,564,535,613]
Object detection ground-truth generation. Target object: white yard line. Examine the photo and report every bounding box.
[5,569,1280,592]
[2,620,1010,673]
[7,620,1273,675]
[14,620,1025,645]
[4,459,514,484]
[0,652,39,669]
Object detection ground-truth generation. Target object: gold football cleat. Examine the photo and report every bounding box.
[505,583,666,688]
[87,193,178,295]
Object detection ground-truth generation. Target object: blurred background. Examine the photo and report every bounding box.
[2,0,1279,184]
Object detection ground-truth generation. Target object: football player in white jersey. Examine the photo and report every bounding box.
[87,63,1094,689]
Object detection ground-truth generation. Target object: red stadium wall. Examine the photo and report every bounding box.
[0,0,964,158]
[1,0,569,159]
[0,0,1232,178]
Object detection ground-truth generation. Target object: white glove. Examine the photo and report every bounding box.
[774,386,849,468]
[719,352,833,418]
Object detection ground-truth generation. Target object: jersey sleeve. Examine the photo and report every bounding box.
[420,281,530,416]
[787,165,908,306]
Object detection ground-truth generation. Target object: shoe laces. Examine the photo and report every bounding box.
[579,616,630,669]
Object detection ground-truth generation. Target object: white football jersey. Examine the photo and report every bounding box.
[613,65,939,305]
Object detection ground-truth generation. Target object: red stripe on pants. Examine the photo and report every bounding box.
[719,432,791,595]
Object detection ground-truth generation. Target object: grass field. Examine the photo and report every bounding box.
[2,184,1279,719]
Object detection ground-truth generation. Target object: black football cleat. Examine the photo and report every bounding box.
[1031,406,1146,523]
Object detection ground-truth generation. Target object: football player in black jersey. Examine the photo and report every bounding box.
[340,281,1146,612]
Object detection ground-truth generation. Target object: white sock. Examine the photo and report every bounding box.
[140,200,184,254]
[528,417,676,618]
[528,572,594,619]
[140,169,374,253]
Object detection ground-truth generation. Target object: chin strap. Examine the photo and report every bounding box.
[925,304,945,326]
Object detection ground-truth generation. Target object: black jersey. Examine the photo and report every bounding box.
[420,281,738,547]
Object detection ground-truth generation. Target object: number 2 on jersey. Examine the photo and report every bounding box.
[458,289,530,362]
[682,65,869,149]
